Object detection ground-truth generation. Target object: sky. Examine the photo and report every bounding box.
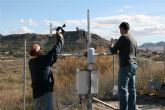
[0,0,165,45]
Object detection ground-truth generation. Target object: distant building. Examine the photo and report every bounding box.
[76,27,85,31]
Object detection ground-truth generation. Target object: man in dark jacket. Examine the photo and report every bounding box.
[28,31,64,110]
[109,22,137,110]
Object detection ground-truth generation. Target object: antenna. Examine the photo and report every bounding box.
[87,9,91,48]
[164,46,165,82]
[50,23,53,36]
[87,9,93,110]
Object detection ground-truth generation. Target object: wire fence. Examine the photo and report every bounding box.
[0,33,87,110]
[0,33,95,110]
[0,33,165,110]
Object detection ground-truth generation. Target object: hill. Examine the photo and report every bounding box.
[0,31,110,56]
[139,41,165,52]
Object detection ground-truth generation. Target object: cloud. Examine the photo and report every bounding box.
[41,15,165,42]
[65,20,84,26]
[43,19,86,29]
[124,5,131,9]
[43,20,61,26]
[118,5,132,13]
[19,19,38,26]
[3,14,164,44]
[10,27,33,34]
[89,15,165,37]
[91,28,115,40]
[2,27,32,35]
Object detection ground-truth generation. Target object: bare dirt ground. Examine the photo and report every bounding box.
[93,95,165,110]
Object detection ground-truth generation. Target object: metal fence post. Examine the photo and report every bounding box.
[113,54,115,88]
[87,9,92,110]
[164,46,165,81]
[23,39,27,110]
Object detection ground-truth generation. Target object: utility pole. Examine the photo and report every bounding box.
[23,39,27,110]
[111,39,115,88]
[87,9,92,110]
[164,46,165,82]
[87,9,91,48]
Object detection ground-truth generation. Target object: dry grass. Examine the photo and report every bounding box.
[0,53,164,109]
[136,57,165,95]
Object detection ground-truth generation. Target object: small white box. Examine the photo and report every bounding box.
[87,48,95,64]
[76,70,98,95]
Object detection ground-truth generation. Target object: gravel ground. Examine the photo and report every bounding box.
[93,95,165,110]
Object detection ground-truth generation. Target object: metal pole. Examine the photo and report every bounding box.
[93,97,118,110]
[113,54,115,88]
[50,23,52,37]
[87,9,91,48]
[23,39,27,110]
[87,69,92,110]
[111,39,115,88]
[87,9,92,110]
[164,46,165,81]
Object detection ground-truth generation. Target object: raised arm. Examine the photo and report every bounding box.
[109,37,122,54]
[45,32,64,66]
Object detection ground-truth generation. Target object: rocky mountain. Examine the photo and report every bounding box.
[138,41,165,51]
[0,31,110,55]
[156,41,165,47]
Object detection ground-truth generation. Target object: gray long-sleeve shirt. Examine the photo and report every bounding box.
[110,35,137,67]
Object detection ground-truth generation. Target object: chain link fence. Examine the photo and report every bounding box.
[0,32,88,110]
[0,33,165,110]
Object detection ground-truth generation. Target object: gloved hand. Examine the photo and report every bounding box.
[56,27,65,34]
[56,31,64,40]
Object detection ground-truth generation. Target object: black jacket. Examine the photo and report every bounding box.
[28,36,64,99]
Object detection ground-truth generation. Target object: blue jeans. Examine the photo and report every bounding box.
[118,64,137,110]
[34,92,54,110]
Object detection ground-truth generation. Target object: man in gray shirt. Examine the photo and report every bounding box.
[109,22,137,110]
